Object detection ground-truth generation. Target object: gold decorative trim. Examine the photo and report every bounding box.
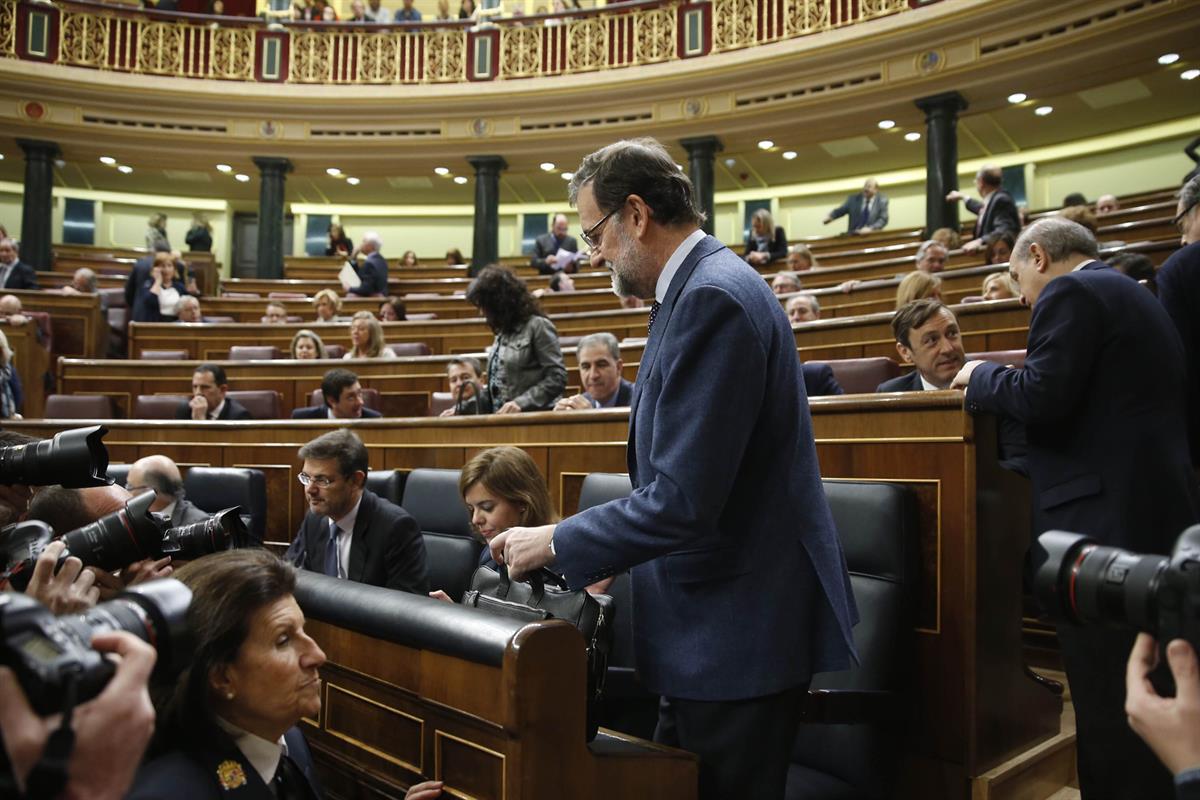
[323,682,426,773]
[434,730,507,800]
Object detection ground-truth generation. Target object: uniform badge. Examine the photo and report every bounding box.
[216,759,248,790]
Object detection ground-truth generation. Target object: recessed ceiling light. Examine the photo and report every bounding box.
[782,151,797,160]
[0,154,4,161]
[1034,105,1054,116]
[757,140,774,150]
[1159,53,1181,65]
[1183,69,1200,81]
[1007,92,1027,104]
[215,163,232,173]
[904,131,921,142]
[877,119,895,130]
[540,162,555,172]
[235,173,250,182]
[723,158,737,167]
[561,172,574,180]
[99,156,116,165]
[434,166,450,176]
[345,177,360,186]
[325,167,342,177]
[453,176,468,185]
[117,165,133,174]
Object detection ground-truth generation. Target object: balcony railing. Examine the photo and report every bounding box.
[3,0,914,84]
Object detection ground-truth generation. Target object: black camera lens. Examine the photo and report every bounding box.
[60,490,164,573]
[162,507,248,560]
[0,426,111,488]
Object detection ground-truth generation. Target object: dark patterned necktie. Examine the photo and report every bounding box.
[647,301,661,334]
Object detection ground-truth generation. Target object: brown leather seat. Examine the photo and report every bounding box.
[307,387,381,411]
[226,390,283,419]
[140,349,188,360]
[967,349,1027,369]
[324,344,345,359]
[430,391,454,416]
[228,345,281,360]
[385,342,431,357]
[133,394,189,419]
[44,394,115,419]
[816,357,901,395]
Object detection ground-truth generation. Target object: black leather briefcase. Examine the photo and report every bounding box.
[462,565,614,741]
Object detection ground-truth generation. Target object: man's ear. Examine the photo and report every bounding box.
[1030,242,1049,273]
[896,341,914,365]
[350,470,367,490]
[626,195,652,239]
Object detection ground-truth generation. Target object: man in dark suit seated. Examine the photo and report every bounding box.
[0,238,39,290]
[284,429,429,594]
[877,299,965,392]
[126,454,210,528]
[786,293,820,324]
[292,368,382,420]
[174,363,254,421]
[553,332,633,410]
[947,164,1022,256]
[802,363,843,397]
[531,212,580,275]
[952,216,1200,799]
[348,231,388,296]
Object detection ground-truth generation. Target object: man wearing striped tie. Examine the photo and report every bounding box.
[284,429,428,594]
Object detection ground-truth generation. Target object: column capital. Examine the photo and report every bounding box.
[679,135,724,158]
[914,91,968,117]
[467,155,508,175]
[16,139,60,160]
[252,156,293,176]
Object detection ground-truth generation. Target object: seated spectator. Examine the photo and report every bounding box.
[915,240,948,273]
[125,455,210,528]
[364,0,388,21]
[0,294,28,326]
[465,265,567,413]
[982,272,1020,301]
[312,288,344,324]
[435,0,450,17]
[554,332,632,410]
[1096,194,1120,217]
[394,0,421,21]
[1109,252,1157,285]
[770,271,802,295]
[549,272,575,293]
[185,213,212,253]
[344,311,396,359]
[263,302,289,325]
[458,0,475,19]
[292,368,381,419]
[0,330,22,419]
[440,357,487,416]
[743,208,788,266]
[290,328,327,360]
[174,363,254,420]
[896,271,942,308]
[1060,204,1099,235]
[326,223,353,258]
[284,429,428,593]
[134,255,189,323]
[877,299,964,391]
[60,267,97,295]
[786,293,820,324]
[985,231,1016,265]
[176,295,202,323]
[1062,192,1088,208]
[400,250,419,268]
[378,297,407,322]
[929,227,961,251]
[347,0,369,20]
[786,244,819,272]
[446,248,465,266]
[802,363,843,397]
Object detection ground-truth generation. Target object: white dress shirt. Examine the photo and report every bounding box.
[329,492,364,580]
[654,228,708,303]
[215,717,284,788]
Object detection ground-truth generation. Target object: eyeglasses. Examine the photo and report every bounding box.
[297,473,336,488]
[581,206,621,250]
[1175,199,1199,235]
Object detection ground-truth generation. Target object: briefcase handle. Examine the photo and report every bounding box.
[495,564,569,602]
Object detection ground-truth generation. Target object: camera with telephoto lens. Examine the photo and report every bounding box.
[0,577,192,715]
[0,426,112,488]
[0,491,250,591]
[1031,526,1200,649]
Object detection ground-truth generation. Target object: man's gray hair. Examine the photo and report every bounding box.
[799,292,820,313]
[576,332,620,361]
[0,238,17,252]
[363,231,383,249]
[1181,176,1200,213]
[74,267,97,292]
[773,271,802,290]
[568,138,706,227]
[1012,216,1099,264]
[916,240,946,261]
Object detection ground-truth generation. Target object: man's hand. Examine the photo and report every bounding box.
[822,215,833,225]
[25,541,99,614]
[1127,633,1200,775]
[837,279,862,294]
[428,590,454,603]
[545,253,558,267]
[405,781,445,800]
[490,524,557,581]
[950,359,984,391]
[439,407,457,417]
[0,631,157,800]
[122,556,173,587]
[188,394,208,420]
[495,401,523,415]
[962,238,984,254]
[554,395,592,411]
[946,190,966,202]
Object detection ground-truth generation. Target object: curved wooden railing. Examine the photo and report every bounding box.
[1,0,914,84]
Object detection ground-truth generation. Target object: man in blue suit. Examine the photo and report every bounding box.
[347,232,388,296]
[291,368,382,420]
[823,178,889,234]
[953,216,1200,800]
[492,138,858,799]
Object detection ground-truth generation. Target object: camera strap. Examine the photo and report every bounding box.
[23,675,78,799]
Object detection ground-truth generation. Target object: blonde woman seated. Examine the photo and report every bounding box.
[786,244,820,272]
[290,328,328,360]
[982,272,1020,301]
[896,271,943,309]
[429,446,611,602]
[344,311,396,359]
[312,289,346,325]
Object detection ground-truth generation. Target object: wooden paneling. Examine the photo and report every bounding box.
[4,321,50,418]
[5,290,106,359]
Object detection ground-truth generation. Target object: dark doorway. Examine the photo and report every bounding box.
[231,212,294,278]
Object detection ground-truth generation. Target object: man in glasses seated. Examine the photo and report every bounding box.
[284,429,429,594]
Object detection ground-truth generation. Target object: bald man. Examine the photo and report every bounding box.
[126,455,210,528]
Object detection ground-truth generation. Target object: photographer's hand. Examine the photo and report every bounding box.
[25,541,99,614]
[1126,633,1200,775]
[121,556,173,587]
[0,482,33,525]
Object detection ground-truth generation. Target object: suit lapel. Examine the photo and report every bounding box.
[346,490,372,582]
[194,732,276,798]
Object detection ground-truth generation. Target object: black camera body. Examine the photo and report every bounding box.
[1032,525,1200,650]
[0,578,192,715]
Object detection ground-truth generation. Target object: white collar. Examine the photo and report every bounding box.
[215,717,285,788]
[1071,259,1098,272]
[331,491,364,535]
[159,499,178,520]
[919,373,945,392]
[654,229,707,303]
[209,398,226,420]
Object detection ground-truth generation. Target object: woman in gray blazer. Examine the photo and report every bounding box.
[466,265,567,413]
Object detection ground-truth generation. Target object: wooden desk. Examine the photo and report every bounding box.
[220,270,615,297]
[3,322,50,418]
[53,248,220,295]
[36,271,126,292]
[5,290,106,360]
[7,392,1058,797]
